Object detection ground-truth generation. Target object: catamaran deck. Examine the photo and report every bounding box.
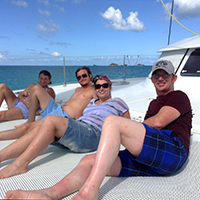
[0,78,200,199]
[1,131,200,199]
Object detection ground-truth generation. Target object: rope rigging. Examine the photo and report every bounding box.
[160,0,200,37]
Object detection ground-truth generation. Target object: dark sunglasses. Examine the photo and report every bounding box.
[95,83,109,90]
[77,73,88,80]
[152,73,170,80]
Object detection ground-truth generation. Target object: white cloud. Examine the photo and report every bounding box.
[31,20,61,36]
[38,9,51,17]
[101,6,145,31]
[11,0,28,7]
[54,5,65,12]
[0,53,3,59]
[38,0,50,6]
[163,0,200,19]
[36,51,43,54]
[175,0,200,18]
[58,6,65,12]
[52,52,61,56]
[34,51,49,55]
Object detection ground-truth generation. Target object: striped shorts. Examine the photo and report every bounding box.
[118,123,187,177]
[14,98,29,119]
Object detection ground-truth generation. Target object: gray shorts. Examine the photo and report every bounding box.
[39,97,70,120]
[57,117,101,153]
[14,99,29,119]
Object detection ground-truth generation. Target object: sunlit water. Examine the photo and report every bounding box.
[0,65,152,90]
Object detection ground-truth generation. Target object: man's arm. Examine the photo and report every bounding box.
[47,88,56,100]
[18,83,36,108]
[18,83,36,102]
[143,106,180,129]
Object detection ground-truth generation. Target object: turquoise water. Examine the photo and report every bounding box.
[0,65,152,90]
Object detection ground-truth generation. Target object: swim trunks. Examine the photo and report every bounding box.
[14,98,29,119]
[39,97,70,120]
[118,123,187,177]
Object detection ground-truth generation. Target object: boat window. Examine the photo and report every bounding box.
[181,49,200,76]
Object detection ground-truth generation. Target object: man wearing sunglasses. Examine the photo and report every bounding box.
[0,66,97,140]
[0,75,130,180]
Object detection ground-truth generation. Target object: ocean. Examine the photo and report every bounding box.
[0,65,152,90]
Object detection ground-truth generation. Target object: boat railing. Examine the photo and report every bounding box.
[0,54,159,90]
[62,54,159,87]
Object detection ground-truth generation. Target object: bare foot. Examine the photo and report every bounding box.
[0,161,28,179]
[14,122,29,129]
[5,190,53,200]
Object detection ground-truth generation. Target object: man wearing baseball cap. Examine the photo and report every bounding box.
[151,60,176,95]
[152,60,175,74]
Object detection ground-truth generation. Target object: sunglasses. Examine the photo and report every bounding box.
[77,73,88,80]
[95,83,109,90]
[152,73,170,80]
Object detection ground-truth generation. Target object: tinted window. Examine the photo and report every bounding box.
[181,49,200,76]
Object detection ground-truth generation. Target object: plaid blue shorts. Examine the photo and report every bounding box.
[118,123,187,177]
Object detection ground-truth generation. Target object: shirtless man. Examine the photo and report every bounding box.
[0,66,97,140]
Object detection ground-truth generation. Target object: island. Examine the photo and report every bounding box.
[135,64,145,66]
[109,63,119,66]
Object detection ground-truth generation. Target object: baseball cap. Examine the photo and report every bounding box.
[152,60,175,74]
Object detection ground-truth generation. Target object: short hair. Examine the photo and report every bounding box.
[75,66,92,77]
[39,70,52,84]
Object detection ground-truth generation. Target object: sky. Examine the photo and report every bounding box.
[0,0,200,66]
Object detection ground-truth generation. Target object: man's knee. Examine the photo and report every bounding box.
[30,84,43,95]
[0,83,8,91]
[104,115,119,125]
[43,115,55,122]
[43,115,62,126]
[80,154,96,167]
